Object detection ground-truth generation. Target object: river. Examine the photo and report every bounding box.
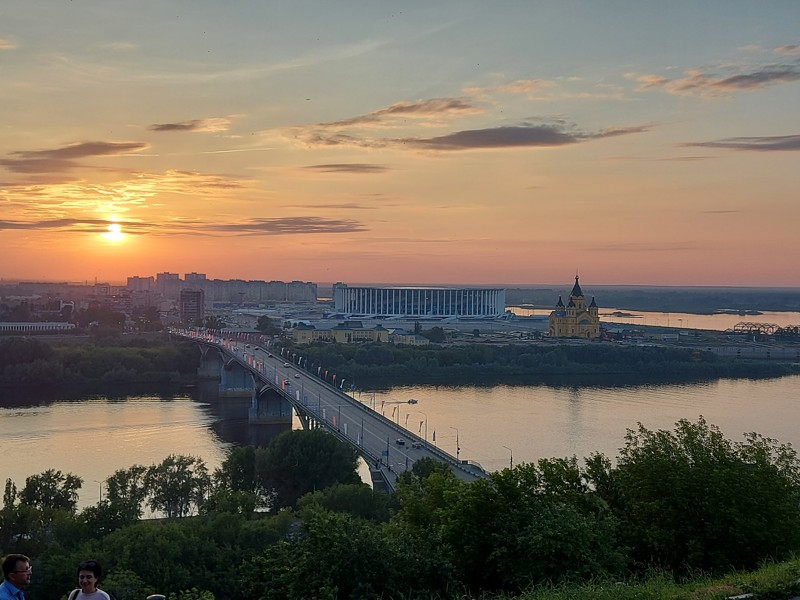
[2,373,799,508]
[509,306,800,331]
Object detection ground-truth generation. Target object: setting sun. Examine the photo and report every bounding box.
[102,223,125,243]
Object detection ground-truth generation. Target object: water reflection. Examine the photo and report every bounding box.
[194,379,292,448]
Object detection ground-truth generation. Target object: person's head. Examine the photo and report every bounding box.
[77,560,102,594]
[2,554,31,589]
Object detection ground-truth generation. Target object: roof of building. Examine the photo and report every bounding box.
[570,275,583,298]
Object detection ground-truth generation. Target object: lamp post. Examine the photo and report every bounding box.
[411,410,428,443]
[502,445,513,469]
[450,426,460,461]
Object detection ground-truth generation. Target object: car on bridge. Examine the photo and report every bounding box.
[294,373,300,378]
[411,441,422,449]
[284,362,291,367]
[395,438,405,446]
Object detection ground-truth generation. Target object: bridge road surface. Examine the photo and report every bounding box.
[182,330,487,488]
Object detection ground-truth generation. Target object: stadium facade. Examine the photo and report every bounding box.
[332,283,506,318]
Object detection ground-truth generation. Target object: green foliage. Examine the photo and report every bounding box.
[393,459,625,594]
[0,336,55,365]
[295,340,795,388]
[202,315,227,330]
[257,429,361,510]
[144,455,211,518]
[101,568,149,600]
[242,507,453,600]
[256,315,282,336]
[213,446,258,493]
[19,469,83,513]
[591,416,800,573]
[297,483,392,522]
[2,420,800,600]
[0,338,201,388]
[169,588,216,600]
[421,326,447,343]
[104,465,149,522]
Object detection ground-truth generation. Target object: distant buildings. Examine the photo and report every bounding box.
[333,283,506,318]
[125,273,318,307]
[548,276,600,338]
[292,321,429,346]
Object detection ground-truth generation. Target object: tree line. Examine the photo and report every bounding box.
[2,418,800,600]
[0,337,200,389]
[280,339,798,387]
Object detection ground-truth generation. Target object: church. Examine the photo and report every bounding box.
[548,275,600,338]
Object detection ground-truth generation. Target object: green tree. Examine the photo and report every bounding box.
[105,465,149,520]
[0,478,18,548]
[257,429,360,510]
[205,446,262,514]
[243,507,452,600]
[213,446,257,493]
[145,455,210,518]
[297,482,392,522]
[591,416,800,573]
[421,326,446,343]
[393,459,624,593]
[80,465,151,533]
[19,469,83,512]
[202,315,227,330]
[256,315,282,336]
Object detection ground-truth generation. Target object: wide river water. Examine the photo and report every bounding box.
[2,373,799,508]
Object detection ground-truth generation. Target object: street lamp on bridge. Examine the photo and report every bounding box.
[450,426,460,461]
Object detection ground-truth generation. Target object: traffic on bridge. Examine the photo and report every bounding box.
[173,328,488,490]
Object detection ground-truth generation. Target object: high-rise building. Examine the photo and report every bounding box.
[127,276,154,291]
[156,272,180,299]
[179,288,205,324]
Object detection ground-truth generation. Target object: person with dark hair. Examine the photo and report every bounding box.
[67,560,110,600]
[0,554,32,600]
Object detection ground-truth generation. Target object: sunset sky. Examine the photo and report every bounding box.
[2,2,799,287]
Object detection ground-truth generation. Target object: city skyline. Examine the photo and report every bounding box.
[2,2,799,287]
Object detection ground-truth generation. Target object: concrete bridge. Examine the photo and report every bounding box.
[174,328,488,492]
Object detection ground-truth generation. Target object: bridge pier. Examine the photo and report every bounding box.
[196,344,223,380]
[249,376,293,426]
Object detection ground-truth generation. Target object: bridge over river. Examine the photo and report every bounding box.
[172,329,488,491]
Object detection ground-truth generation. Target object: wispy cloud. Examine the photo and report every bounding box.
[0,141,149,173]
[149,118,232,132]
[314,98,482,129]
[301,164,388,174]
[207,217,367,235]
[0,215,366,236]
[296,121,650,152]
[633,61,800,97]
[593,241,700,252]
[684,135,800,151]
[0,38,17,50]
[0,217,152,234]
[464,79,557,101]
[775,44,800,56]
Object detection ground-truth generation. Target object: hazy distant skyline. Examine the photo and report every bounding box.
[2,2,799,287]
